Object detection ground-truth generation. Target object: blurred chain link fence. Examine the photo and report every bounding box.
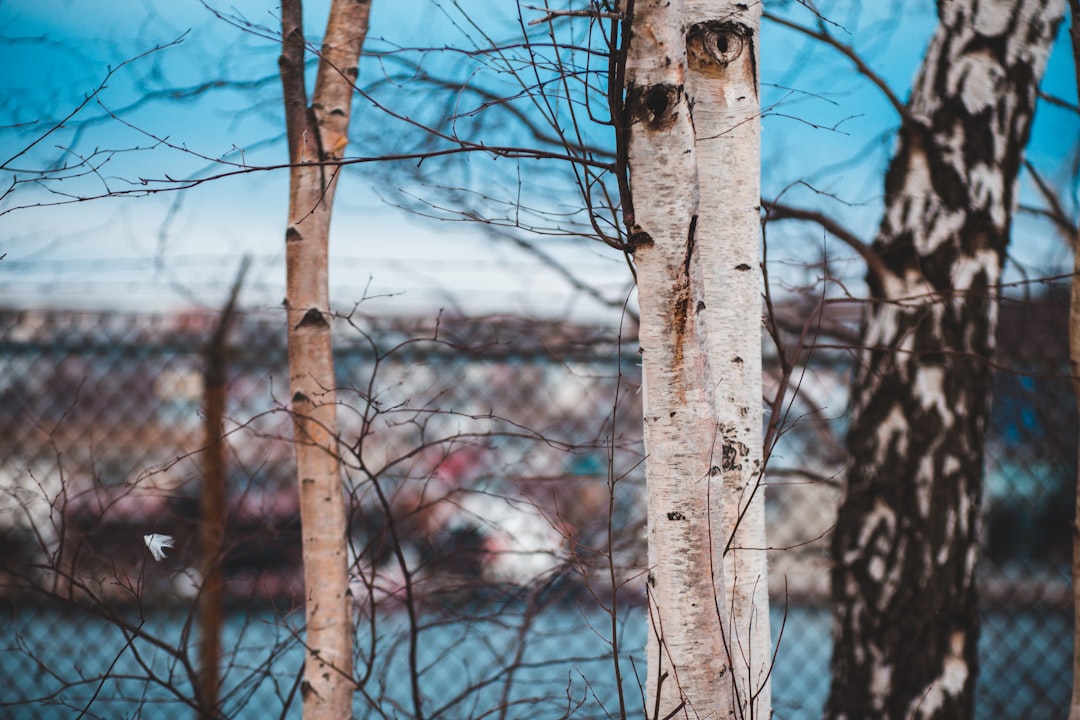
[0,300,1072,718]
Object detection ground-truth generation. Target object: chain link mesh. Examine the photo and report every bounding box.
[0,303,1071,718]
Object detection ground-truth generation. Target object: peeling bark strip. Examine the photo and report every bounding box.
[626,1,768,718]
[279,1,372,719]
[827,2,1064,719]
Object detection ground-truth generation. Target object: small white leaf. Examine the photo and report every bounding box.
[144,533,175,562]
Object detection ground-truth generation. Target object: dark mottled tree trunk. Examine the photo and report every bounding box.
[826,1,1064,719]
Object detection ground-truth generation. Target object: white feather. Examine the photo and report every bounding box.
[144,533,175,562]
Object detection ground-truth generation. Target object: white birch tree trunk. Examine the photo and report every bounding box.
[279,1,372,718]
[826,1,1064,718]
[625,2,768,717]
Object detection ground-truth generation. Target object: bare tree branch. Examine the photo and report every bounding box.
[763,10,909,122]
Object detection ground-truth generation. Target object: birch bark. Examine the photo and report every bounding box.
[625,2,768,717]
[826,2,1064,718]
[279,1,372,718]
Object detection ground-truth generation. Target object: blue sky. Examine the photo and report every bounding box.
[1,1,1077,321]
